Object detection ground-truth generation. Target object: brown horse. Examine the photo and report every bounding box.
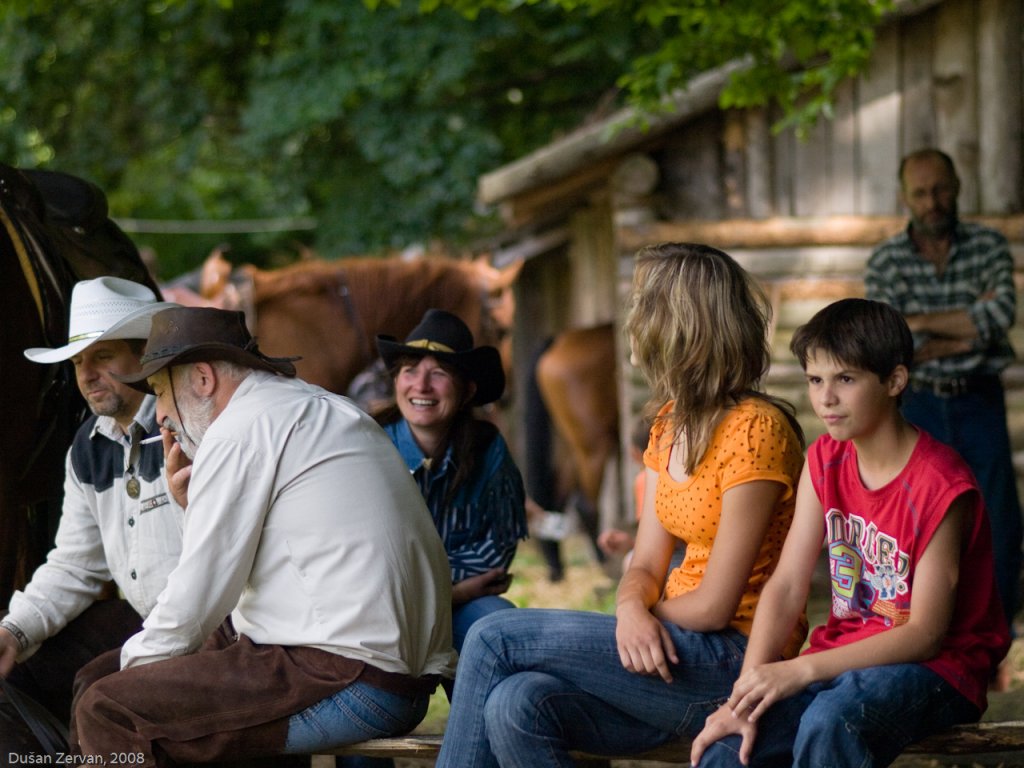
[239,255,522,397]
[526,323,619,578]
[536,323,619,519]
[0,163,157,604]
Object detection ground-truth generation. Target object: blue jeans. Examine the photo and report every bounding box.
[453,595,516,653]
[333,597,515,768]
[435,608,747,768]
[902,379,1022,630]
[282,679,430,753]
[699,663,979,768]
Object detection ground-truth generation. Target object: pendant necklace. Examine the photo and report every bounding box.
[126,423,143,499]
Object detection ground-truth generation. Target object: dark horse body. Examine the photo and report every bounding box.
[0,163,157,605]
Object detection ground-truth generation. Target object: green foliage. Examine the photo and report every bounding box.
[239,1,653,251]
[0,0,296,275]
[0,0,649,273]
[418,0,894,135]
[0,0,893,275]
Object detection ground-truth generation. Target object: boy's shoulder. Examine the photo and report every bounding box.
[909,429,977,480]
[811,429,976,488]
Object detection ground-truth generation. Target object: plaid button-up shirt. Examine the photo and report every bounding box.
[384,418,528,584]
[865,220,1017,380]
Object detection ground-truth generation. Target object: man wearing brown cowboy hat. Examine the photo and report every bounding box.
[1,276,179,754]
[72,306,456,764]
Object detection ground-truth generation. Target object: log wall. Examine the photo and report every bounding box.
[500,0,1024,526]
[649,0,1022,222]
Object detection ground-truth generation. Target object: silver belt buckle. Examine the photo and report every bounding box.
[931,376,969,397]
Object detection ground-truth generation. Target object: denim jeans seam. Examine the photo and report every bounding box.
[284,683,425,751]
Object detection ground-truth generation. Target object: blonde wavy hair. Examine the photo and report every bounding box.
[625,242,801,472]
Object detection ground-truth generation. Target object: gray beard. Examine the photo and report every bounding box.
[174,391,216,460]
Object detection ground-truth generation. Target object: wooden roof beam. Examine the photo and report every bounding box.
[618,214,1024,251]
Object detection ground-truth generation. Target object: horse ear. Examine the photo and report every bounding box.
[472,254,524,294]
[199,247,232,300]
[497,257,525,290]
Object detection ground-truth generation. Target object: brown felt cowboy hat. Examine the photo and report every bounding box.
[377,309,504,406]
[116,306,298,392]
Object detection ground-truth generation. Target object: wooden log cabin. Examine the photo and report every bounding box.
[478,0,1024,534]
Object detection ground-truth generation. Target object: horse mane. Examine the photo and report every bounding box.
[251,256,469,296]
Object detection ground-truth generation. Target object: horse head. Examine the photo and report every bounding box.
[466,254,524,391]
[0,163,154,603]
[469,252,523,331]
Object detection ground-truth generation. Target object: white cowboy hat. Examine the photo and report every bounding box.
[24,276,176,364]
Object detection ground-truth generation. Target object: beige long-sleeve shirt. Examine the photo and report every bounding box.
[121,371,456,679]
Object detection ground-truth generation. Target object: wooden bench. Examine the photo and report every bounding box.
[319,720,1024,764]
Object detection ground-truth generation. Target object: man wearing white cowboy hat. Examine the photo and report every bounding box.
[0,276,181,750]
[73,306,455,764]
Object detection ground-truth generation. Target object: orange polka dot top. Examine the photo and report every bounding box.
[644,397,806,653]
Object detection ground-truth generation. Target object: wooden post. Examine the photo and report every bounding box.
[978,0,1023,213]
[933,0,980,212]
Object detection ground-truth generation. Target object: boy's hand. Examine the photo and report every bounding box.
[690,702,758,766]
[614,601,678,683]
[728,658,809,723]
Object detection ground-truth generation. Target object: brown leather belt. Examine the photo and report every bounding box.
[910,374,998,398]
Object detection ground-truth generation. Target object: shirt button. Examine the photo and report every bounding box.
[131,570,137,580]
[128,517,135,527]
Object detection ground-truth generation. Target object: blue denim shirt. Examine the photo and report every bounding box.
[384,419,528,582]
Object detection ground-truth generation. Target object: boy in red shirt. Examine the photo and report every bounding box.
[691,298,1009,767]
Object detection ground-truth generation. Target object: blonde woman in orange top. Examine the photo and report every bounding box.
[436,243,806,768]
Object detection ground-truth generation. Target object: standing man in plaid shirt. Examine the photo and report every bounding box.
[866,147,1021,636]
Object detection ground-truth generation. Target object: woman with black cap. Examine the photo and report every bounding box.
[375,309,529,653]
